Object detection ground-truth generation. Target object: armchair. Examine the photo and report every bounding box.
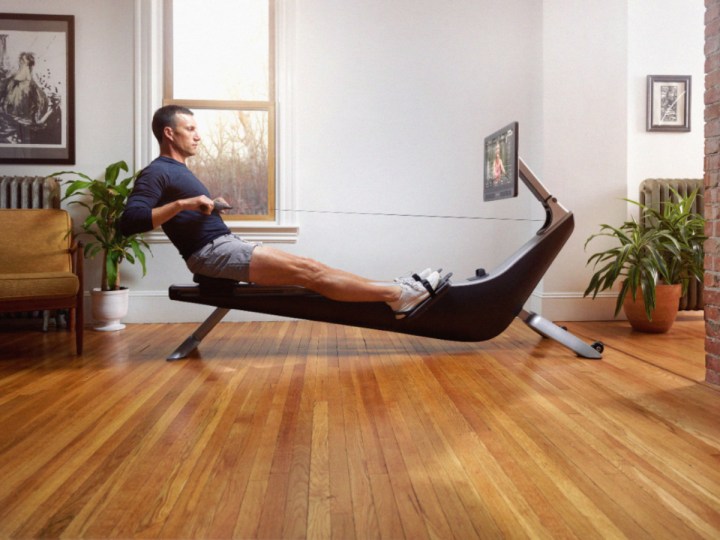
[0,209,84,354]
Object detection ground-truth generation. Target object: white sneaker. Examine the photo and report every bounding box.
[394,268,436,284]
[388,270,440,318]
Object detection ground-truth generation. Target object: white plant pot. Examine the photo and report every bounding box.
[91,288,129,331]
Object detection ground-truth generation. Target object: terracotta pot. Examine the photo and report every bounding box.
[622,283,681,333]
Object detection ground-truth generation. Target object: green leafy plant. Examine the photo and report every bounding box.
[55,160,151,291]
[584,188,705,320]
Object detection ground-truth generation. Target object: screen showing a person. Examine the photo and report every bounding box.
[483,122,518,201]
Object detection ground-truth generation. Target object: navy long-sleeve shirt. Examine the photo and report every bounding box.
[120,156,231,260]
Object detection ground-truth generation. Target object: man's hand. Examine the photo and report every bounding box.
[192,196,233,214]
[212,198,233,213]
[189,194,215,215]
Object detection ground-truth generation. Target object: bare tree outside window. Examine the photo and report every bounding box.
[188,109,270,216]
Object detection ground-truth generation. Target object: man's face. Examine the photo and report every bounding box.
[166,113,200,159]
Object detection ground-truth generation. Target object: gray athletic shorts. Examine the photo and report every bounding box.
[186,234,260,283]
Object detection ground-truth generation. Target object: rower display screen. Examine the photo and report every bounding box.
[483,122,519,201]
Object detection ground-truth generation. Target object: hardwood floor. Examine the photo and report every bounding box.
[0,313,718,539]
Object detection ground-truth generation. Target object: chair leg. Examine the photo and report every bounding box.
[70,306,83,355]
[75,275,84,354]
[76,326,83,355]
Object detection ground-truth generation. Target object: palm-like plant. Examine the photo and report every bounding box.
[584,188,705,320]
[644,190,705,292]
[55,160,151,291]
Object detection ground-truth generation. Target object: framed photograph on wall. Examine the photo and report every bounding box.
[0,13,75,164]
[647,75,691,132]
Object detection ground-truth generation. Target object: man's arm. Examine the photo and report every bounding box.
[121,193,217,235]
[149,195,215,229]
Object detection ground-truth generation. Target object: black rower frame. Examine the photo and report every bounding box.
[166,157,603,361]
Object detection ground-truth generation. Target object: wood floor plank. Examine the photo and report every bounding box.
[157,322,291,538]
[339,353,383,539]
[307,400,331,539]
[424,353,622,538]
[379,333,494,539]
[0,335,191,536]
[532,363,720,537]
[232,334,310,538]
[0,318,718,539]
[564,313,706,381]
[490,364,691,537]
[429,354,613,539]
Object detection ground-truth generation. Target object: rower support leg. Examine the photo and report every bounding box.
[519,309,602,359]
[167,307,230,361]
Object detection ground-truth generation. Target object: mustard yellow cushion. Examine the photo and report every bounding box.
[0,209,73,274]
[0,272,79,301]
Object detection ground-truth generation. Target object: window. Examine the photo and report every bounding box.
[164,0,275,221]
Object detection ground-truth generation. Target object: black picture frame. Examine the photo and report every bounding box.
[647,75,691,132]
[0,13,75,164]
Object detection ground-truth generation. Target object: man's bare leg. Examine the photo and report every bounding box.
[248,245,402,303]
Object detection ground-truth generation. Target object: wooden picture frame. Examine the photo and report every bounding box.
[0,13,75,164]
[647,75,691,132]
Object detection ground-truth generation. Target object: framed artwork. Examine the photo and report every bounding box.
[647,75,691,132]
[0,13,75,164]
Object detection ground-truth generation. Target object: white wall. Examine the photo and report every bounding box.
[0,0,707,325]
[539,0,630,320]
[539,0,705,321]
[627,1,705,195]
[289,0,542,281]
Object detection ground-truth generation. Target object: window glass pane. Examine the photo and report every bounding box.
[188,108,270,216]
[171,0,269,101]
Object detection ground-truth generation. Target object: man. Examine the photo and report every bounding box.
[120,105,440,318]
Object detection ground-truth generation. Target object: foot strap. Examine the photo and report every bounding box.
[412,268,445,296]
[401,272,453,320]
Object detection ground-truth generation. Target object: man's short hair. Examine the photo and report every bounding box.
[151,105,194,145]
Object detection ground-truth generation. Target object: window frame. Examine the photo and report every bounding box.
[133,0,297,243]
[163,0,277,223]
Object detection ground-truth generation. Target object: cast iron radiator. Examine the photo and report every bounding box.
[0,176,62,326]
[0,176,60,209]
[638,178,704,311]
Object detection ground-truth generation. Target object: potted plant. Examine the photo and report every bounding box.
[584,188,705,333]
[54,160,151,331]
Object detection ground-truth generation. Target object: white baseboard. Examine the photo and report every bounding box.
[82,290,291,324]
[84,289,623,325]
[529,290,623,322]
